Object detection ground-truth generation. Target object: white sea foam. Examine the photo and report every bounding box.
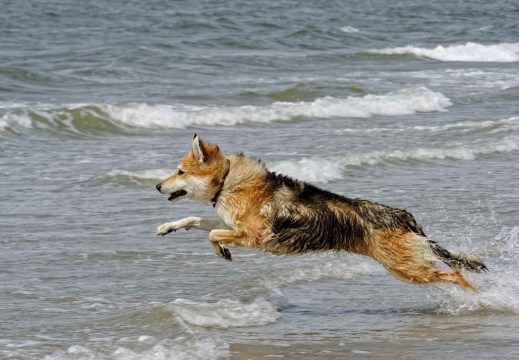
[269,137,519,182]
[339,25,360,33]
[0,88,450,132]
[430,226,519,315]
[408,69,519,90]
[107,169,172,183]
[370,42,519,62]
[44,335,229,360]
[342,138,519,166]
[110,134,519,185]
[0,112,33,132]
[409,117,519,134]
[432,274,519,315]
[168,298,280,328]
[111,337,229,360]
[101,87,451,128]
[269,158,343,183]
[334,117,519,135]
[336,137,519,166]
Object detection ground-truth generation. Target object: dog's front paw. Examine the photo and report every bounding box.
[156,223,177,236]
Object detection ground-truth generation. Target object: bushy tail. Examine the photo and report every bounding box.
[429,241,488,273]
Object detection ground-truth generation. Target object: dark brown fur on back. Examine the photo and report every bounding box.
[264,172,425,255]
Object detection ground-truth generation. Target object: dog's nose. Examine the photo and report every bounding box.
[156,183,162,192]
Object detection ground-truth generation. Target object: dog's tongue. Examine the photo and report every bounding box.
[168,190,187,201]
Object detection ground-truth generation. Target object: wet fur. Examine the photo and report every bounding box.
[157,135,488,293]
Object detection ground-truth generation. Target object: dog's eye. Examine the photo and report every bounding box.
[178,169,185,175]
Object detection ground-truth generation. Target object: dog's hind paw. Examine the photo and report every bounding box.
[219,245,232,261]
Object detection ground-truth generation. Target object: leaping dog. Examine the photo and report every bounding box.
[156,135,487,293]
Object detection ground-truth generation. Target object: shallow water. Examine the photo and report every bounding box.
[1,0,519,359]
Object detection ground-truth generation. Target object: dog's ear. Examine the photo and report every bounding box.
[192,134,206,164]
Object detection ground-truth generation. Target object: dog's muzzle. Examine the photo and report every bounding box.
[156,183,187,201]
[167,190,187,201]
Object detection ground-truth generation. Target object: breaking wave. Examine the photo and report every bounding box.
[102,87,450,127]
[370,42,519,62]
[270,136,519,183]
[43,298,279,359]
[334,117,519,135]
[167,298,280,328]
[0,87,450,134]
[334,137,519,166]
[339,25,360,34]
[106,169,172,185]
[269,158,343,184]
[44,335,229,360]
[105,133,519,186]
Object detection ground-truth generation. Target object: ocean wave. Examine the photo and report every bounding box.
[269,137,519,183]
[335,138,519,165]
[0,87,450,134]
[407,69,519,90]
[44,335,229,360]
[334,117,519,135]
[167,298,280,328]
[0,105,122,136]
[369,42,519,62]
[269,158,343,184]
[105,135,519,186]
[339,25,360,34]
[0,112,33,133]
[102,87,450,128]
[106,169,172,185]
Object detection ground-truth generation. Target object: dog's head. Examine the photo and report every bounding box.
[156,134,228,204]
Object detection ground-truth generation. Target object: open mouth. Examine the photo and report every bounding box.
[168,190,187,201]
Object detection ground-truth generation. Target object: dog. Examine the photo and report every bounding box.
[156,134,487,293]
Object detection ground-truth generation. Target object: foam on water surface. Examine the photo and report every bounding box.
[269,158,343,184]
[371,42,519,62]
[269,136,519,182]
[167,298,281,328]
[43,335,229,360]
[429,227,519,316]
[103,87,451,128]
[0,87,451,135]
[339,25,360,33]
[106,132,519,186]
[106,169,173,185]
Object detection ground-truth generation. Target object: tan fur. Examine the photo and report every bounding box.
[369,229,477,293]
[156,135,486,294]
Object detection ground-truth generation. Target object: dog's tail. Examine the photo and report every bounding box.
[429,241,488,273]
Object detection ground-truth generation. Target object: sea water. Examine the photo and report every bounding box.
[1,0,519,358]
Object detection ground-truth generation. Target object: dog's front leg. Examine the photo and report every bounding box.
[208,229,246,261]
[157,217,222,235]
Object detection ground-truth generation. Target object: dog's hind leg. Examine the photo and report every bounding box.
[385,265,478,294]
[434,270,478,294]
[373,230,479,293]
[157,217,223,235]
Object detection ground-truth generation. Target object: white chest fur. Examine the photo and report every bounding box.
[215,203,236,230]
